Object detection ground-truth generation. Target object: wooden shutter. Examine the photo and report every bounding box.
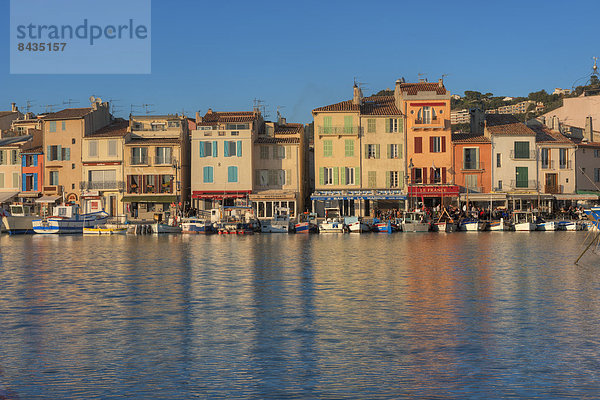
[355,167,361,186]
[286,169,292,185]
[385,119,390,133]
[33,174,38,191]
[224,141,229,157]
[364,144,368,158]
[414,137,422,154]
[199,141,205,157]
[340,167,345,185]
[334,167,339,185]
[442,167,447,184]
[386,171,390,188]
[387,144,391,159]
[429,137,434,152]
[319,167,324,186]
[375,144,380,159]
[286,146,292,159]
[442,136,447,152]
[422,168,428,184]
[430,168,435,184]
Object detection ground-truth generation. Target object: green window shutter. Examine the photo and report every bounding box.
[333,167,339,185]
[355,167,361,186]
[398,117,403,133]
[57,145,62,161]
[237,141,242,157]
[385,119,390,133]
[46,146,51,161]
[286,146,292,159]
[212,141,218,157]
[367,119,376,133]
[386,171,390,188]
[65,148,70,161]
[399,170,405,188]
[344,116,353,133]
[399,144,403,158]
[286,169,292,185]
[323,116,332,134]
[387,144,391,159]
[319,167,324,186]
[375,144,380,159]
[49,121,56,133]
[323,140,332,157]
[340,167,346,185]
[345,139,355,157]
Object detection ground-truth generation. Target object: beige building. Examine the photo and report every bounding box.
[190,109,262,211]
[0,136,31,205]
[41,99,111,204]
[250,118,306,218]
[312,84,405,216]
[542,95,600,141]
[122,115,190,221]
[0,103,23,133]
[81,119,130,216]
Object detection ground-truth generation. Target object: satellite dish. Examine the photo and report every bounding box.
[89,96,96,103]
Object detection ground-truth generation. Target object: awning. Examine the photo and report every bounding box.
[18,192,42,198]
[555,194,599,201]
[249,192,298,201]
[0,191,19,203]
[408,185,460,197]
[121,195,177,203]
[460,193,507,201]
[192,190,251,200]
[35,195,61,203]
[310,194,407,201]
[507,194,555,200]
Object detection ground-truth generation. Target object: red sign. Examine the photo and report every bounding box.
[192,190,251,200]
[408,185,460,197]
[410,102,446,107]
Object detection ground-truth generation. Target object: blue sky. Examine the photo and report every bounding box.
[1,0,597,123]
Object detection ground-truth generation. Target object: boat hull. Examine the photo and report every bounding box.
[536,221,558,231]
[294,222,317,233]
[401,222,430,232]
[1,215,37,234]
[348,221,371,233]
[514,222,537,231]
[33,215,109,234]
[152,223,182,234]
[181,222,214,234]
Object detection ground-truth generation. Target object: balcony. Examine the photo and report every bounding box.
[317,126,359,136]
[414,116,440,125]
[510,150,536,160]
[541,160,555,170]
[130,156,149,166]
[544,185,563,194]
[129,156,174,166]
[79,181,125,191]
[462,161,485,171]
[559,160,572,170]
[510,180,538,190]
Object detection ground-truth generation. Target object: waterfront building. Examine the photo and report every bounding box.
[401,79,458,207]
[452,133,492,195]
[80,119,130,216]
[0,135,31,205]
[123,114,190,221]
[574,139,600,199]
[0,103,23,133]
[250,117,307,218]
[190,109,262,212]
[41,99,112,205]
[10,115,43,136]
[19,130,44,199]
[311,83,406,216]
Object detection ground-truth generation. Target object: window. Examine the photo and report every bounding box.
[151,123,166,131]
[344,116,353,133]
[49,171,59,185]
[345,140,354,157]
[498,180,502,190]
[144,175,156,193]
[62,121,66,130]
[72,138,76,144]
[323,140,333,157]
[199,141,214,158]
[386,118,399,133]
[273,145,285,159]
[260,146,270,159]
[323,167,333,185]
[269,170,278,186]
[278,170,286,186]
[388,171,399,188]
[496,153,501,168]
[412,168,423,184]
[465,174,478,190]
[514,141,530,159]
[228,166,238,183]
[71,163,75,169]
[368,171,377,188]
[131,147,148,165]
[12,172,19,188]
[203,166,213,183]
[516,167,528,188]
[160,175,173,193]
[367,119,376,133]
[155,147,172,165]
[48,145,60,161]
[541,148,550,169]
[414,137,423,153]
[226,123,249,130]
[0,151,4,165]
[463,148,479,170]
[108,140,118,157]
[10,150,18,165]
[420,107,432,124]
[62,147,70,161]
[89,170,117,187]
[595,168,600,183]
[431,137,442,153]
[595,149,600,158]
[168,121,180,128]
[323,116,332,134]
[366,144,379,159]
[89,140,98,157]
[559,148,568,169]
[344,167,355,185]
[49,121,56,132]
[230,131,239,136]
[388,144,399,159]
[431,168,442,184]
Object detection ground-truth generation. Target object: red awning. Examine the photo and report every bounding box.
[192,191,251,200]
[408,185,460,197]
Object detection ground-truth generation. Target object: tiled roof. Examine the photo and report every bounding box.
[90,119,129,137]
[312,96,402,115]
[400,82,447,95]
[198,111,258,126]
[42,107,92,120]
[485,114,536,136]
[576,141,600,148]
[21,130,43,153]
[127,137,181,144]
[451,134,491,143]
[0,135,32,147]
[274,123,303,135]
[0,111,18,118]
[12,119,40,124]
[255,137,300,144]
[528,125,574,144]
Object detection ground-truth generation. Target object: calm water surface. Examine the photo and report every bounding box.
[1,232,600,399]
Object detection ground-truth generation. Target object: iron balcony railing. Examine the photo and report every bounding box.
[510,179,538,190]
[462,161,485,171]
[317,126,359,135]
[559,160,572,170]
[509,150,537,160]
[541,160,555,169]
[544,184,563,194]
[80,181,125,190]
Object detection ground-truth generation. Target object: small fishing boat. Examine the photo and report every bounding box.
[513,211,537,231]
[33,205,108,234]
[318,208,345,233]
[371,219,398,233]
[83,223,128,235]
[346,216,371,233]
[261,207,292,233]
[217,222,254,235]
[558,221,583,231]
[489,218,510,231]
[152,222,182,234]
[181,217,215,234]
[536,220,558,231]
[401,212,430,232]
[459,218,482,231]
[1,204,38,234]
[294,212,318,233]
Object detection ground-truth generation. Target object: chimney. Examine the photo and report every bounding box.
[394,79,402,110]
[195,111,201,124]
[207,108,213,114]
[438,78,443,88]
[585,116,594,142]
[352,83,363,106]
[11,103,17,112]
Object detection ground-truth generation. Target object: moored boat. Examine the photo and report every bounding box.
[489,218,510,231]
[371,219,398,233]
[152,222,182,234]
[536,220,558,231]
[513,211,536,231]
[260,207,292,233]
[1,204,38,234]
[294,212,318,233]
[346,216,371,233]
[558,221,583,231]
[32,205,108,234]
[459,219,482,231]
[318,208,345,233]
[401,212,430,232]
[83,223,128,235]
[181,217,214,234]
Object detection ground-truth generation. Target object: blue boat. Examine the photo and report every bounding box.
[32,205,109,234]
[584,207,600,231]
[371,218,398,233]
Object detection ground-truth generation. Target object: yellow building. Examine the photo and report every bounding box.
[312,84,405,216]
[122,115,190,221]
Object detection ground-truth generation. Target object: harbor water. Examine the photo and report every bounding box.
[1,232,600,399]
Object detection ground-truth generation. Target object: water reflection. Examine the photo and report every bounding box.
[1,233,600,398]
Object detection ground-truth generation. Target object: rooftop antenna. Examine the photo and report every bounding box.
[253,98,269,119]
[63,99,79,106]
[43,104,60,113]
[24,100,35,114]
[593,56,599,76]
[418,72,428,82]
[107,99,121,115]
[142,103,155,115]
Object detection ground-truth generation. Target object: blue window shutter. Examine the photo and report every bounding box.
[237,141,242,157]
[34,174,38,191]
[62,121,66,130]
[57,145,62,161]
[209,167,213,183]
[224,141,229,157]
[227,167,232,182]
[233,166,238,182]
[65,148,70,161]
[199,141,205,157]
[203,166,207,182]
[49,121,56,132]
[212,141,218,157]
[22,175,26,191]
[33,155,38,167]
[22,156,26,167]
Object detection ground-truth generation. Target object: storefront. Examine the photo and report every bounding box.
[310,190,407,217]
[192,191,251,212]
[249,191,298,219]
[407,185,460,208]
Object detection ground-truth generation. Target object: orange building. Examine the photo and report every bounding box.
[396,79,459,205]
[451,134,492,194]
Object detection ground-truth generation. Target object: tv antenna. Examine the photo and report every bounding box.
[43,104,60,113]
[418,72,427,82]
[24,100,35,114]
[107,99,121,115]
[253,99,268,119]
[63,99,79,106]
[142,103,155,115]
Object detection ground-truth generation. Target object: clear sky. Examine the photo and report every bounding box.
[1,0,598,123]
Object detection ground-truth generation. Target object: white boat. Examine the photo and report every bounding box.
[152,222,182,234]
[346,216,370,233]
[181,217,214,234]
[261,207,292,233]
[489,218,510,231]
[558,221,583,231]
[459,219,482,231]
[513,211,537,231]
[401,212,430,232]
[32,205,108,234]
[318,208,345,233]
[1,204,38,234]
[536,221,558,231]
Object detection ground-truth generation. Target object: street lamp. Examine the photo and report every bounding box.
[172,158,180,219]
[406,158,414,211]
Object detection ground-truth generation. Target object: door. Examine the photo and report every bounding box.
[516,167,528,188]
[110,196,117,216]
[545,173,558,193]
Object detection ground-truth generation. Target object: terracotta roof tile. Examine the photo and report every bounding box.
[400,82,447,95]
[0,111,19,118]
[255,137,300,144]
[485,114,536,136]
[313,96,402,115]
[451,134,491,143]
[198,111,258,126]
[42,107,92,120]
[89,119,129,137]
[528,125,574,144]
[274,123,303,135]
[21,130,43,153]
